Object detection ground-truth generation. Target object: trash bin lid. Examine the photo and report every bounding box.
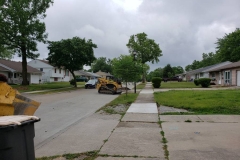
[0,115,40,126]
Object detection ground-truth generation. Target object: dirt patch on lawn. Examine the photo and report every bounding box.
[97,104,129,115]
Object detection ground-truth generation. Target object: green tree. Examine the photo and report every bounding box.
[201,52,218,66]
[126,32,162,82]
[112,55,142,93]
[147,67,163,82]
[216,28,240,62]
[185,52,218,72]
[163,64,174,78]
[185,64,192,72]
[47,37,97,87]
[172,66,184,74]
[0,0,53,85]
[0,45,14,59]
[92,57,112,73]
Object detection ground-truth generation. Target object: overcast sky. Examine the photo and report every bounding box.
[15,0,240,71]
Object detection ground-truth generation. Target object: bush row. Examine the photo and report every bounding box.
[194,78,211,88]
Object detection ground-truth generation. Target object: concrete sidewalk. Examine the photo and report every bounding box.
[98,83,165,159]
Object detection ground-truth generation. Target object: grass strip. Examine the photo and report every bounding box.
[136,83,146,89]
[154,89,240,114]
[36,151,98,160]
[96,93,138,115]
[160,81,201,88]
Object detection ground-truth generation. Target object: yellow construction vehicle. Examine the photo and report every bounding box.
[96,76,122,94]
[0,82,40,116]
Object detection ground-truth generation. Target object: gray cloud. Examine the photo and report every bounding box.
[18,0,240,71]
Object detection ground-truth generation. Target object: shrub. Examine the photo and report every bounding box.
[152,77,162,88]
[198,78,211,88]
[194,79,199,86]
[0,74,7,82]
[69,79,76,86]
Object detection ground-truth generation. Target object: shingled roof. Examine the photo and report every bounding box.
[0,59,42,73]
[209,61,240,72]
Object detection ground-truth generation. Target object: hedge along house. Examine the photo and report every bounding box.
[28,59,72,83]
[208,61,240,86]
[185,61,232,81]
[0,59,43,84]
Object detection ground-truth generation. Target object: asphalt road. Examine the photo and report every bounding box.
[24,88,119,149]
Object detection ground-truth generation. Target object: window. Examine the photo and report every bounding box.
[40,68,43,71]
[65,70,69,76]
[54,77,58,81]
[55,68,57,73]
[14,73,16,78]
[59,69,61,74]
[211,73,215,78]
[200,73,203,77]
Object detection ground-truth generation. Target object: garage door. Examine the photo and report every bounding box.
[237,71,240,86]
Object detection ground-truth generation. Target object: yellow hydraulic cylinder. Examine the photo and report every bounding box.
[0,82,40,116]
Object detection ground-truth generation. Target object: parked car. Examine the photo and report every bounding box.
[85,79,98,89]
[163,76,182,82]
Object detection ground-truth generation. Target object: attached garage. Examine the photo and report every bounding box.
[237,71,240,86]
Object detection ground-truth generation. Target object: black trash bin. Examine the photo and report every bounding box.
[0,117,40,160]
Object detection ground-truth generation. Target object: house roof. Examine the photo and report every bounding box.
[209,61,240,72]
[0,59,42,73]
[185,61,231,75]
[86,72,101,77]
[38,59,50,65]
[0,65,9,71]
[74,70,101,77]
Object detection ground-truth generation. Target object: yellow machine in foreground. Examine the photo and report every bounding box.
[96,76,122,94]
[0,82,40,116]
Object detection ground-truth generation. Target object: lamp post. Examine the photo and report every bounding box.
[133,51,137,93]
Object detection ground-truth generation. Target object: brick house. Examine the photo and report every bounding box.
[209,61,240,86]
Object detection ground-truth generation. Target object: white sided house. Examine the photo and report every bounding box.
[0,59,42,84]
[28,59,71,83]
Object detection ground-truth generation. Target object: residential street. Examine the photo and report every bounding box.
[23,88,118,150]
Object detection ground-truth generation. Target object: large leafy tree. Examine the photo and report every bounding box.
[112,55,142,91]
[146,67,163,82]
[0,45,14,59]
[126,32,162,82]
[216,28,240,62]
[0,0,53,85]
[163,64,174,78]
[185,52,218,71]
[172,66,184,75]
[47,37,97,87]
[92,57,112,73]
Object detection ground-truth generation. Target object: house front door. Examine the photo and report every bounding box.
[224,70,231,85]
[219,72,221,85]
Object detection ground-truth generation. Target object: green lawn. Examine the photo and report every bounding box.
[11,82,85,92]
[160,81,201,88]
[154,89,240,114]
[136,83,146,89]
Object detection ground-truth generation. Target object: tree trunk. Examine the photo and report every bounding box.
[142,63,145,83]
[70,70,77,87]
[21,46,28,85]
